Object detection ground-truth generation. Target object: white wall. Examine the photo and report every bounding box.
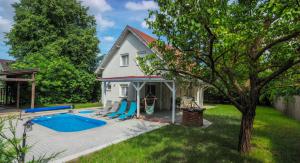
[102,32,152,104]
[102,32,152,78]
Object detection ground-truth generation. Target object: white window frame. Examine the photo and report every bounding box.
[119,84,129,97]
[120,53,129,67]
[106,82,111,91]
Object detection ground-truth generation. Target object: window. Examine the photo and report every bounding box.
[120,54,129,67]
[106,82,111,91]
[119,84,128,97]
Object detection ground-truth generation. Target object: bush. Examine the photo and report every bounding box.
[12,51,97,104]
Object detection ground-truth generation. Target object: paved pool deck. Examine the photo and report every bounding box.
[11,108,212,162]
[16,113,165,162]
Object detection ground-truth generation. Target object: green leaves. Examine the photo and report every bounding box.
[12,54,96,104]
[7,0,100,104]
[6,0,99,72]
[145,0,300,101]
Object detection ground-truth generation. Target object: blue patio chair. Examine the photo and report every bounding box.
[118,101,137,120]
[107,100,128,118]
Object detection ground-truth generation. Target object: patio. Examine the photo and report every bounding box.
[14,109,167,162]
[5,107,212,162]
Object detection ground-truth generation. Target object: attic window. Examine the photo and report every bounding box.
[120,53,129,67]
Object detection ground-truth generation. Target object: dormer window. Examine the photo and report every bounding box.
[120,54,129,67]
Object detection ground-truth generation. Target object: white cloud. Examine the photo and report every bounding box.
[141,21,148,28]
[81,0,112,13]
[103,36,114,42]
[125,1,158,11]
[141,16,155,29]
[96,14,115,29]
[0,16,12,32]
[81,0,115,29]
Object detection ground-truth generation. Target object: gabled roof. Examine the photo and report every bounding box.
[0,59,14,71]
[128,26,156,44]
[95,25,157,74]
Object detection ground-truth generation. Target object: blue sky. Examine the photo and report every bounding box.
[0,0,157,60]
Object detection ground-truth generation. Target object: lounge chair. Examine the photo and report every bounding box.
[97,100,112,115]
[106,100,128,118]
[118,101,137,120]
[102,101,120,116]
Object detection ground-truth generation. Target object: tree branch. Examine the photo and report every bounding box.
[257,59,300,91]
[156,67,245,113]
[255,31,300,60]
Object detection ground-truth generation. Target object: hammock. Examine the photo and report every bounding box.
[144,97,157,115]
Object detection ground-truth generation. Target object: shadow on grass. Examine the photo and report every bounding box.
[74,105,300,163]
[126,113,262,163]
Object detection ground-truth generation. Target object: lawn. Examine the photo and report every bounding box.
[71,105,300,163]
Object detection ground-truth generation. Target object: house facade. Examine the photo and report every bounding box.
[95,25,206,122]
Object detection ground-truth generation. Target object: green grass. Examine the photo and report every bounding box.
[71,102,102,109]
[71,105,300,163]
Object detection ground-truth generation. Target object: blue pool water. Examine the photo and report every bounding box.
[79,110,95,114]
[32,113,106,132]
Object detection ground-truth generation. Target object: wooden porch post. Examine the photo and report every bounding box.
[31,73,35,108]
[136,82,140,118]
[172,81,176,123]
[132,82,145,118]
[16,82,20,109]
[160,82,162,110]
[102,81,106,106]
[197,87,204,108]
[164,81,176,124]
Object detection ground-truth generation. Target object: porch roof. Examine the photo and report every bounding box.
[97,75,174,82]
[0,69,39,76]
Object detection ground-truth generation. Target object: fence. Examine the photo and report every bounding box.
[0,87,15,105]
[273,96,300,121]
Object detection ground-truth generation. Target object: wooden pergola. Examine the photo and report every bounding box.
[98,76,177,123]
[0,69,38,109]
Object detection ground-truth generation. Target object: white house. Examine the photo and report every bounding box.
[95,25,206,123]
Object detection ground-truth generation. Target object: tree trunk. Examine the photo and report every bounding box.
[238,109,255,153]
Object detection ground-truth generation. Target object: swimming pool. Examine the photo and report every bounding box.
[32,113,106,132]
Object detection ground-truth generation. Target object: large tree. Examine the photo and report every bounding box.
[7,0,99,72]
[141,0,300,153]
[6,0,100,103]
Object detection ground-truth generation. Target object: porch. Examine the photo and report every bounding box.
[98,76,207,124]
[0,69,38,109]
[99,76,177,123]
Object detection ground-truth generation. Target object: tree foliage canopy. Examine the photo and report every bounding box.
[142,0,300,110]
[140,0,300,153]
[6,0,100,103]
[7,0,99,72]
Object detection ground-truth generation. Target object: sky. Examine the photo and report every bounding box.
[0,0,157,60]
